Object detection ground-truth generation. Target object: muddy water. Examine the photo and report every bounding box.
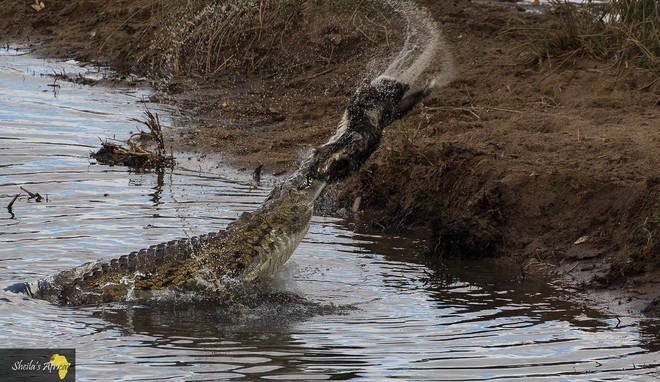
[1,51,658,381]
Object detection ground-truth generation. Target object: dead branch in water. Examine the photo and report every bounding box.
[6,187,46,218]
[6,193,20,208]
[92,110,175,169]
[19,186,43,202]
[6,193,20,209]
[6,193,20,219]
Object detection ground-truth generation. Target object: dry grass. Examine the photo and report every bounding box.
[141,0,304,76]
[92,110,175,169]
[527,0,659,73]
[132,0,399,78]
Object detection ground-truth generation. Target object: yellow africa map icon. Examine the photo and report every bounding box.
[49,354,71,380]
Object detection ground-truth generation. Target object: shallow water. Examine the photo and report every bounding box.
[0,51,658,381]
[481,0,608,13]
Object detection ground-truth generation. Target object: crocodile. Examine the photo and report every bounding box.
[4,75,434,306]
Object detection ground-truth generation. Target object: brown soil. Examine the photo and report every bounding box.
[2,0,658,316]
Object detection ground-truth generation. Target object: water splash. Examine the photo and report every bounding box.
[381,1,456,90]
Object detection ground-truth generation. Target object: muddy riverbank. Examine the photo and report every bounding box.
[2,0,658,316]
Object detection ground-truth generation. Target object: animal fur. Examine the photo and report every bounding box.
[304,75,435,183]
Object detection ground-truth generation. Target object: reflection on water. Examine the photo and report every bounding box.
[477,0,609,14]
[0,50,658,381]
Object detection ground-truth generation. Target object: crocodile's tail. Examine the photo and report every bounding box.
[4,279,52,300]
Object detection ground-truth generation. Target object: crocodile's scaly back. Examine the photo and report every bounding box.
[205,178,325,284]
[36,233,217,305]
[11,179,325,305]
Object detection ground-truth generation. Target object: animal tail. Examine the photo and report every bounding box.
[3,280,48,299]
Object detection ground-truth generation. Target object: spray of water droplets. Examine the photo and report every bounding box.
[380,0,456,90]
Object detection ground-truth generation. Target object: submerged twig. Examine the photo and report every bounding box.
[6,193,20,210]
[6,193,20,219]
[19,186,43,202]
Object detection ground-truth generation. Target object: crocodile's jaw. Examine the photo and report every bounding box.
[242,180,327,281]
[236,179,327,283]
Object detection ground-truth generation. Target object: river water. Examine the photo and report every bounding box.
[0,50,658,381]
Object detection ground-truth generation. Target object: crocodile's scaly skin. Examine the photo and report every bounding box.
[5,76,434,306]
[19,179,325,305]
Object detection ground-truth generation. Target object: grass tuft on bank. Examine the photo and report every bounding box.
[134,0,398,78]
[529,0,659,73]
[139,0,304,77]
